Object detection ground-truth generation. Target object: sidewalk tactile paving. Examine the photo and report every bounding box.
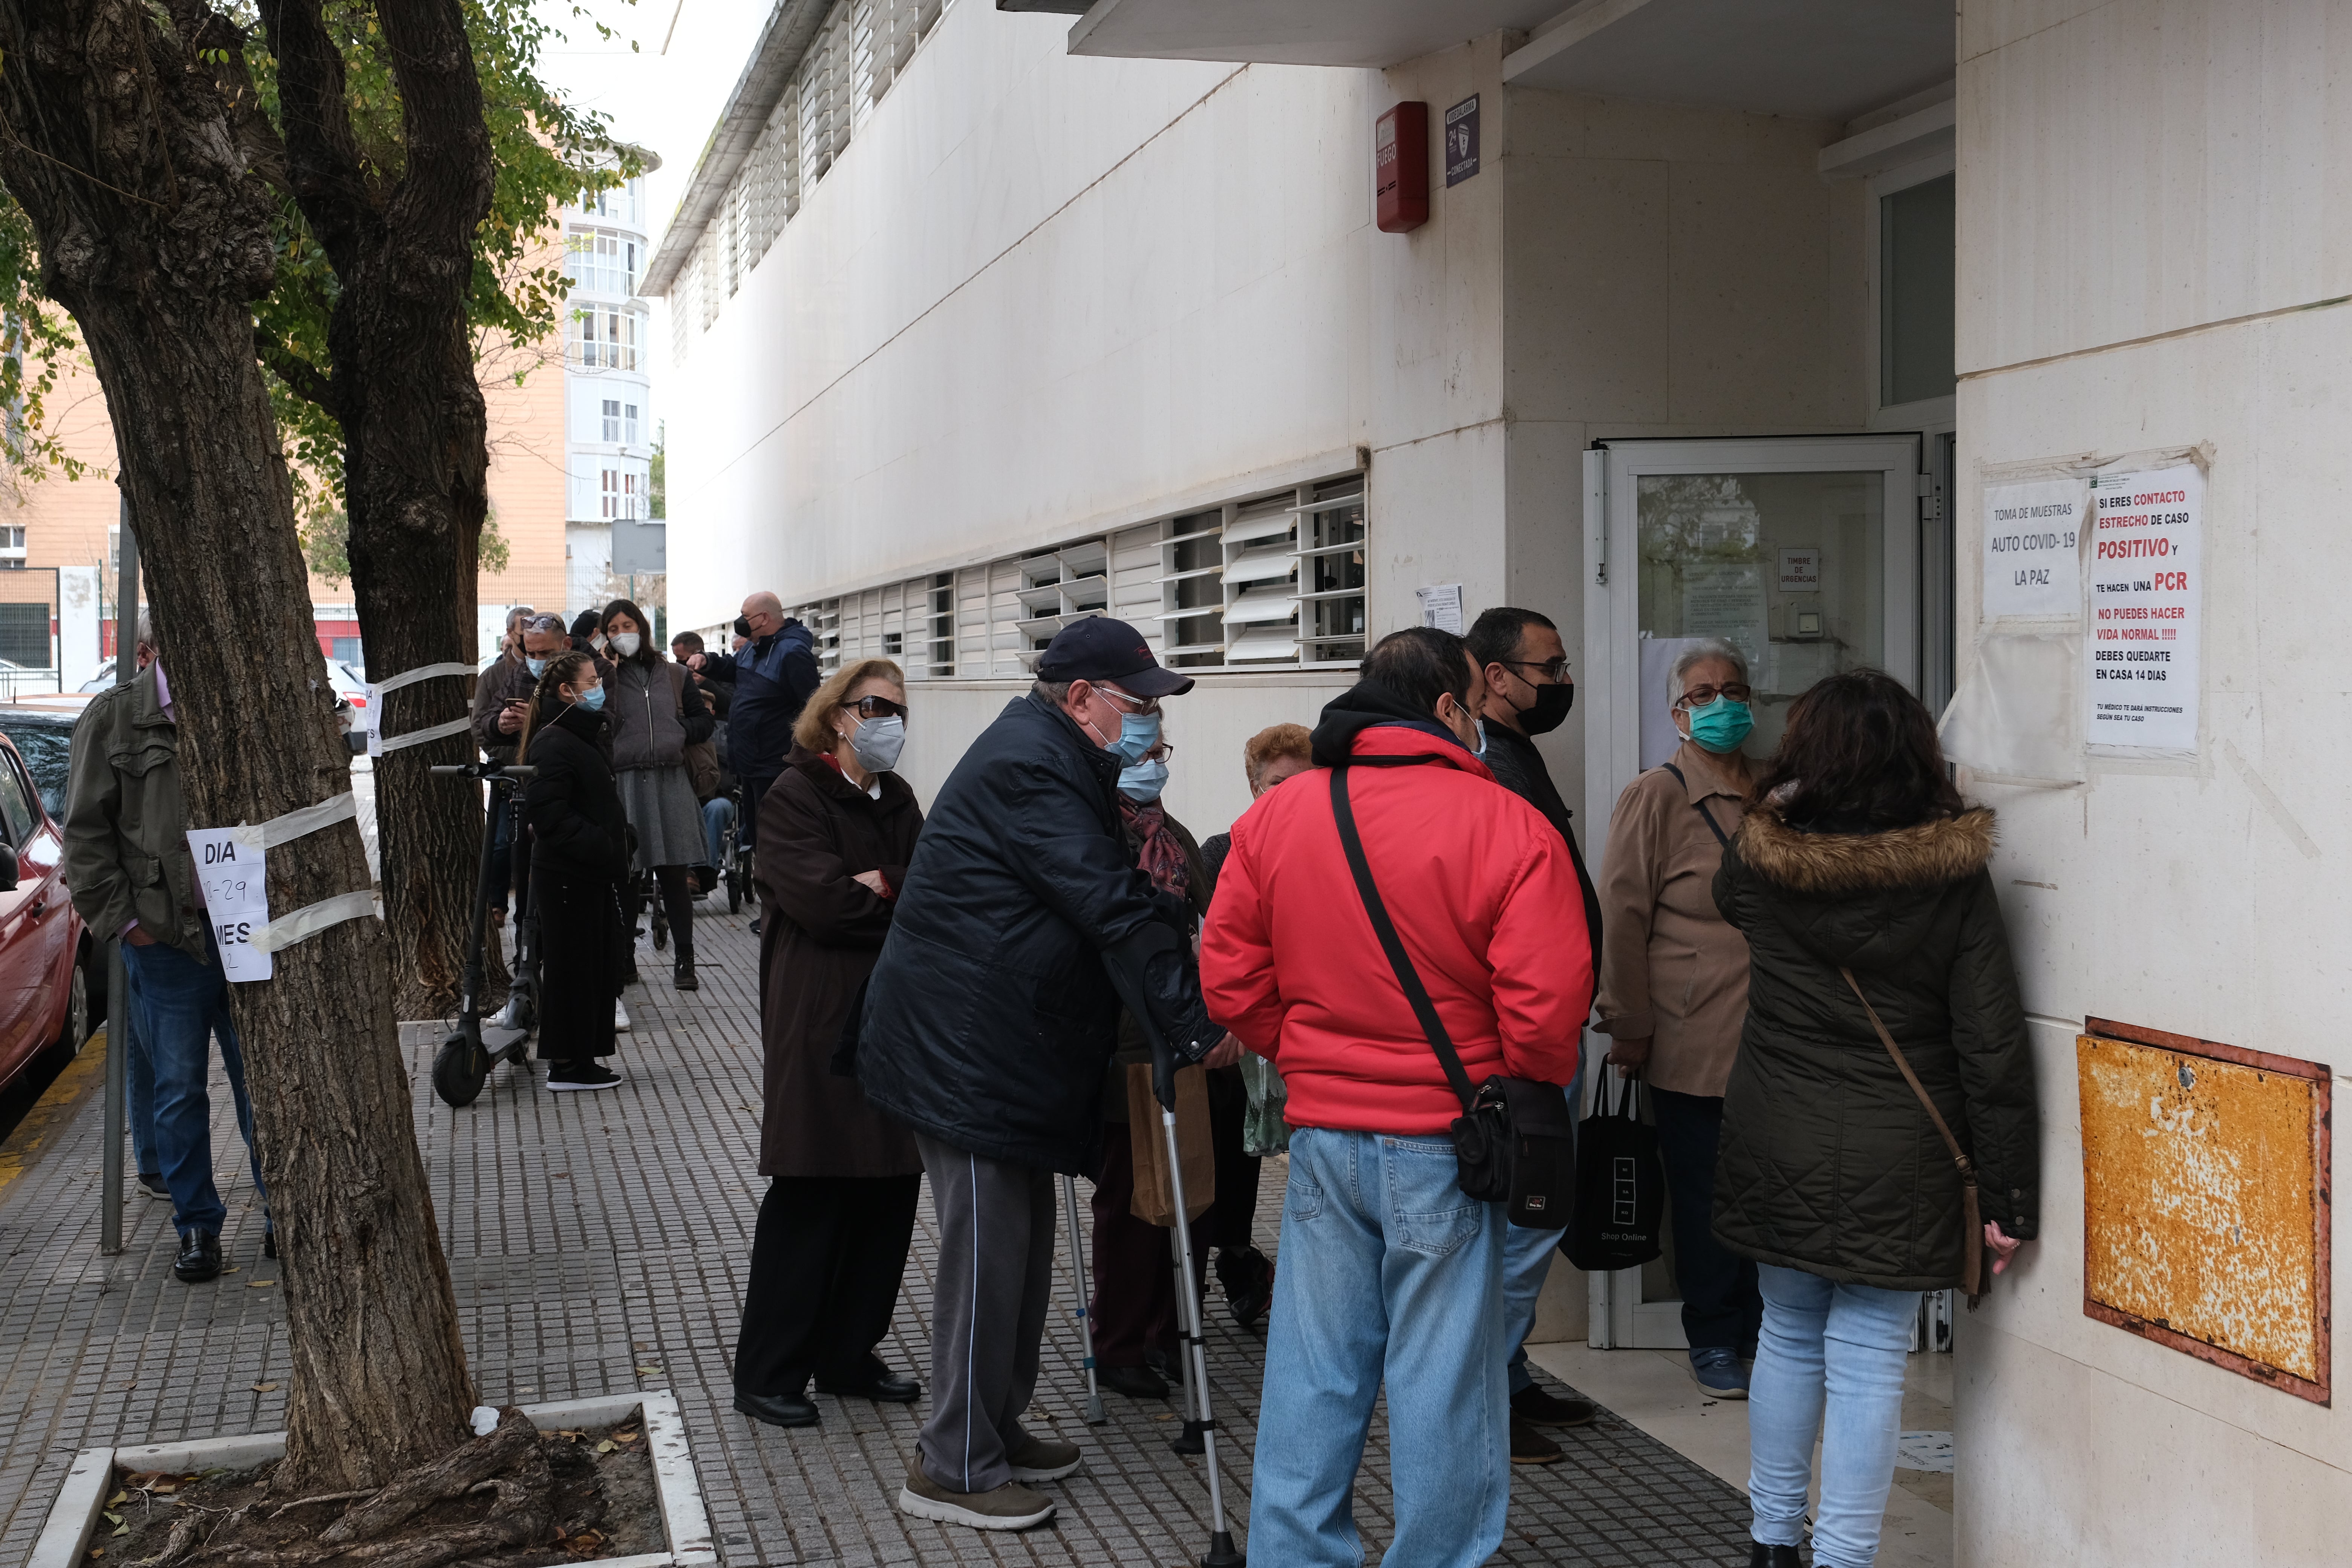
[0,902,1756,1565]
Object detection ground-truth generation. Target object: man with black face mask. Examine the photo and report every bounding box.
[1465,606,1606,1462]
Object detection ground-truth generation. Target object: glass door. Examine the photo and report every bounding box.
[1579,435,1924,1349]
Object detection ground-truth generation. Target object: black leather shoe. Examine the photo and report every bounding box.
[1098,1363,1169,1401]
[734,1389,819,1428]
[817,1369,921,1404]
[1218,1245,1275,1332]
[673,960,698,992]
[1749,1544,1802,1568]
[173,1229,222,1284]
[1511,1384,1597,1427]
[263,1225,278,1262]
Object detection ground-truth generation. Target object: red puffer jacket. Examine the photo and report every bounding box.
[1201,719,1593,1136]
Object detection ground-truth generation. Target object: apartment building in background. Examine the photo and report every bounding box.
[564,159,666,627]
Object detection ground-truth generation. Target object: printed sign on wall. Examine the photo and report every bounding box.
[1982,477,2083,618]
[1444,95,1480,186]
[2085,463,2202,752]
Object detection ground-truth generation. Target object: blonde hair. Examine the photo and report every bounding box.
[792,658,908,753]
[1243,723,1312,790]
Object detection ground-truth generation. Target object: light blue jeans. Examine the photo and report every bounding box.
[1250,1127,1510,1568]
[700,794,733,870]
[1749,1263,1922,1567]
[1502,1221,1568,1395]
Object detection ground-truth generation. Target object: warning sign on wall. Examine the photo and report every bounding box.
[2085,462,2202,753]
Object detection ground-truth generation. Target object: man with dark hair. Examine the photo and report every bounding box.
[1204,625,1595,1565]
[857,616,1224,1533]
[1464,605,1606,1458]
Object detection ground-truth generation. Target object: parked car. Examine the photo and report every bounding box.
[0,713,95,1092]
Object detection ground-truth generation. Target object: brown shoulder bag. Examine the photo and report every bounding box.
[1839,966,1989,1303]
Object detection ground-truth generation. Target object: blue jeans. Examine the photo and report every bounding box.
[1749,1263,1921,1567]
[122,997,158,1176]
[700,794,733,869]
[123,929,266,1238]
[1251,1127,1510,1568]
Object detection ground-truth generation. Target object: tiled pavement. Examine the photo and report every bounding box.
[0,904,1756,1566]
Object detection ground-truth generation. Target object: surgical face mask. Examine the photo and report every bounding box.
[1683,696,1753,754]
[1090,700,1161,766]
[1119,758,1170,802]
[847,714,906,773]
[526,656,549,678]
[573,683,606,714]
[1473,719,1489,758]
[1513,680,1575,737]
[608,632,641,659]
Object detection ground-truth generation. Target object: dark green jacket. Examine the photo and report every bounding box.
[64,665,209,960]
[1710,804,2039,1291]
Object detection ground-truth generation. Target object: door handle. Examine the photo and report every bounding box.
[28,898,44,919]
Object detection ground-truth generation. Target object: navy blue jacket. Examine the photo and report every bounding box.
[856,691,1217,1172]
[704,620,821,782]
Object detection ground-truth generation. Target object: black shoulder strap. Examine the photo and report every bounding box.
[1659,761,1731,849]
[1329,764,1478,1111]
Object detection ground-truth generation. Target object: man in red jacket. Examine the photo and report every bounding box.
[1202,626,1594,1568]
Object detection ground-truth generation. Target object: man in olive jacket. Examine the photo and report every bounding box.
[63,622,266,1286]
[857,617,1220,1533]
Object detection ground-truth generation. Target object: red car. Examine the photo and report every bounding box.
[0,717,93,1095]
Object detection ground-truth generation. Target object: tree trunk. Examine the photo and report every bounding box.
[0,0,476,1490]
[262,0,500,1023]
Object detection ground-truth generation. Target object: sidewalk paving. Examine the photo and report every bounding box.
[0,906,1759,1566]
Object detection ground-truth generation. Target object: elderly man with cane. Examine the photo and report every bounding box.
[855,617,1224,1533]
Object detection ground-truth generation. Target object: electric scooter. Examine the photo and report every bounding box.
[429,761,537,1107]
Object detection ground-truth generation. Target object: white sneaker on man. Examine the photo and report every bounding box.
[614,999,631,1032]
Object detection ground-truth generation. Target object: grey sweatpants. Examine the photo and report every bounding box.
[913,1132,1060,1493]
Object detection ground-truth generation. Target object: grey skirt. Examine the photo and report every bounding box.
[614,763,708,870]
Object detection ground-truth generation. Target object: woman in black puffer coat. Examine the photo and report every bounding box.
[1710,670,2039,1568]
[519,650,631,1091]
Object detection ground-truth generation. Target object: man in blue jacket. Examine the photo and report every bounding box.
[857,617,1222,1533]
[684,590,821,844]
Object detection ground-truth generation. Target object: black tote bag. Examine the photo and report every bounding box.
[1562,1069,1666,1271]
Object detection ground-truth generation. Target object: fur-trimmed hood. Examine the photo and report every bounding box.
[1737,805,1995,897]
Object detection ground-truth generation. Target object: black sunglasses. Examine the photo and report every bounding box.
[851,695,908,721]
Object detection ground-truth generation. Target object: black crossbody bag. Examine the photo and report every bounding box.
[1329,763,1578,1226]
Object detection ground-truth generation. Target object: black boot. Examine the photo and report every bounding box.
[674,958,698,991]
[1749,1544,1802,1568]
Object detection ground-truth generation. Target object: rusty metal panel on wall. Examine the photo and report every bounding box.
[2078,1019,2331,1404]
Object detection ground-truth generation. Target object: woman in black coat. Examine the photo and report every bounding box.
[519,650,631,1091]
[1710,670,2039,1568]
[733,658,927,1429]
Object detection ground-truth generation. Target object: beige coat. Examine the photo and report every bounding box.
[1592,739,1752,1097]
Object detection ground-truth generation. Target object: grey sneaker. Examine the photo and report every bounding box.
[1006,1433,1082,1482]
[897,1462,1055,1530]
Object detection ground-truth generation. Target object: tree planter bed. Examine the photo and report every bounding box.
[28,1393,713,1568]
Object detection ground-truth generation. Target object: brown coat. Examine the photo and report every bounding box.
[1593,739,1753,1097]
[755,744,924,1178]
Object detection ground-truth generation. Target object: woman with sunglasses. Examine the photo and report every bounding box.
[1592,637,1766,1398]
[733,658,929,1429]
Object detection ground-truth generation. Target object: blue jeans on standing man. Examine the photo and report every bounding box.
[1251,1126,1510,1568]
[700,793,734,871]
[123,926,266,1239]
[1747,1262,1922,1568]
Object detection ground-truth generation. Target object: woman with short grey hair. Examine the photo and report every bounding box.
[1592,634,1764,1398]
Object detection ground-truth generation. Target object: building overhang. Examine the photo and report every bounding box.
[1065,0,1953,124]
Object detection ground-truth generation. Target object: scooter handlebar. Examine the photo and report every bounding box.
[428,763,539,781]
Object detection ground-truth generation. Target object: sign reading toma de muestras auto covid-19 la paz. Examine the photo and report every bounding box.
[2086,462,2202,753]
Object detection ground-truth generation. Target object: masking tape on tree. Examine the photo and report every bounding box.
[230,790,357,852]
[251,890,382,956]
[370,661,476,695]
[364,662,479,756]
[376,716,474,753]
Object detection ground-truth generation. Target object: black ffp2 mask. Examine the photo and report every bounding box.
[1513,679,1575,736]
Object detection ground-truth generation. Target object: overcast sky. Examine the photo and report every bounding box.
[531,0,772,400]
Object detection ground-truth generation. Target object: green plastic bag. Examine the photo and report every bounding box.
[1239,1052,1292,1156]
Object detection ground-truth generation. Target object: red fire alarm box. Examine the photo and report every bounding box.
[1376,102,1429,233]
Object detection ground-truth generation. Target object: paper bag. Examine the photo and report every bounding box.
[1126,1062,1215,1226]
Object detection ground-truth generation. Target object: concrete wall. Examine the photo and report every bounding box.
[1954,3,2351,1562]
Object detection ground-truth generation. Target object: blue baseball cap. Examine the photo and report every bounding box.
[1037,616,1194,697]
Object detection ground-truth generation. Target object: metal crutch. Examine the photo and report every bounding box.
[1058,1172,1108,1424]
[1153,1040,1245,1568]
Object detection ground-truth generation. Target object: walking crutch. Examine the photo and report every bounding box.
[1150,1036,1245,1568]
[1058,1172,1108,1424]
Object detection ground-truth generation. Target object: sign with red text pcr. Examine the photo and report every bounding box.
[2085,463,2201,753]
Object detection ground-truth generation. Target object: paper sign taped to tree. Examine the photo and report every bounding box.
[185,828,272,982]
[2085,464,2202,752]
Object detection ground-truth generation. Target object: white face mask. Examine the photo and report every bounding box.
[608,632,640,658]
[845,714,906,773]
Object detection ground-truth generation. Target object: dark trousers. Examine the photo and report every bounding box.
[625,864,696,962]
[1204,1063,1262,1253]
[1088,1120,1204,1367]
[488,793,516,912]
[735,1173,921,1396]
[1651,1085,1763,1354]
[740,772,776,850]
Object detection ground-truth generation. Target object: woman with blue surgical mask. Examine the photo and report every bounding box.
[1591,639,1764,1403]
[516,651,632,1090]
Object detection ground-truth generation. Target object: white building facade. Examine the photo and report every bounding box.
[651,3,2346,1562]
[566,167,660,616]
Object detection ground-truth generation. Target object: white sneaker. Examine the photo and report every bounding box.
[490,996,523,1029]
[614,999,631,1032]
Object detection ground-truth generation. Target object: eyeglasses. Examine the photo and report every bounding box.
[1096,683,1163,717]
[1675,682,1753,708]
[1500,657,1572,683]
[1140,741,1176,764]
[851,695,908,721]
[521,613,567,635]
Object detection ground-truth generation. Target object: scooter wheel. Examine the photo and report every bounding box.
[432,1034,487,1108]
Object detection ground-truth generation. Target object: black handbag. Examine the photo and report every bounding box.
[1562,1068,1666,1271]
[1329,764,1578,1227]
